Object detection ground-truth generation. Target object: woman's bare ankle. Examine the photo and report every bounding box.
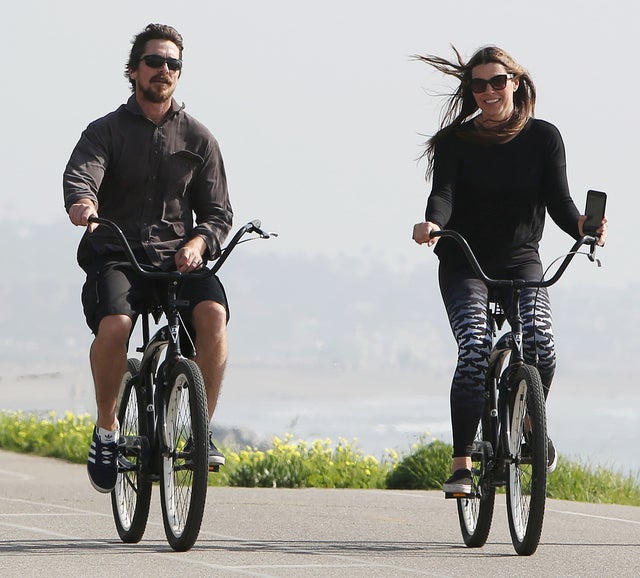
[452,457,472,473]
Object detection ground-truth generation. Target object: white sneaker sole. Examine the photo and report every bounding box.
[209,455,226,466]
[443,481,472,494]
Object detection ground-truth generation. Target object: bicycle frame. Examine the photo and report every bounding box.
[433,230,598,487]
[89,215,274,551]
[88,215,273,475]
[435,228,601,554]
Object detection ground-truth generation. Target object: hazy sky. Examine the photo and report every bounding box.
[2,0,638,289]
[2,1,638,469]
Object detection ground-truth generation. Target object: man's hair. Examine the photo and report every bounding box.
[125,23,184,91]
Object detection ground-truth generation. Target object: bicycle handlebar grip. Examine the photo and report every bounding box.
[247,219,272,239]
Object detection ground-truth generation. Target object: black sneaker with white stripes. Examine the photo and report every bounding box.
[87,426,119,493]
[183,432,226,469]
[208,433,225,467]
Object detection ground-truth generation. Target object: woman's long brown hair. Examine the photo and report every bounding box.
[413,45,536,177]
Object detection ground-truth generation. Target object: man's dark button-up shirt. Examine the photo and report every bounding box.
[64,96,233,270]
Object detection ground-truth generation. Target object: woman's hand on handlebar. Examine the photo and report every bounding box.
[69,200,98,232]
[412,221,441,247]
[578,215,608,246]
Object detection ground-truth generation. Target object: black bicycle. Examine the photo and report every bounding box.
[88,215,273,551]
[431,229,601,556]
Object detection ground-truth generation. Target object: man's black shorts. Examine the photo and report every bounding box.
[81,257,229,334]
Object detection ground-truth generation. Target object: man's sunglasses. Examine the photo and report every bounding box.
[469,74,514,94]
[140,54,183,71]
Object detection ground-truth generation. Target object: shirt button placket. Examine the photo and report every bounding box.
[144,127,162,245]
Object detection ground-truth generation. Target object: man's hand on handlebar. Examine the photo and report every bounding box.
[175,236,207,273]
[69,200,98,232]
[412,221,441,247]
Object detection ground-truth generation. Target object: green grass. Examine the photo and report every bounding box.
[548,457,640,505]
[1,410,639,506]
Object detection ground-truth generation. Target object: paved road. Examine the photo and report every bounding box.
[1,450,638,577]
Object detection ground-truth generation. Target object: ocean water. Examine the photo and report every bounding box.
[219,370,640,476]
[3,364,638,476]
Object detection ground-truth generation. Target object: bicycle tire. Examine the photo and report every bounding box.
[456,396,496,547]
[160,358,209,552]
[505,364,547,556]
[111,358,153,543]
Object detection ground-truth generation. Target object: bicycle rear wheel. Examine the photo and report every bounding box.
[457,400,496,547]
[111,358,152,543]
[505,364,547,555]
[160,358,209,552]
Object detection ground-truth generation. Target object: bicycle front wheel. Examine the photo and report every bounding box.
[457,397,496,547]
[111,358,152,543]
[160,359,209,552]
[505,364,547,556]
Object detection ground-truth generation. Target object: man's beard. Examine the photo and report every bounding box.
[140,79,175,103]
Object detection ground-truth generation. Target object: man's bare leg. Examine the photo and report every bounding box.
[86,314,132,492]
[90,314,132,430]
[191,300,228,421]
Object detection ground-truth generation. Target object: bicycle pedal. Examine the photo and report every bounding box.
[117,455,138,473]
[208,464,220,473]
[445,491,476,500]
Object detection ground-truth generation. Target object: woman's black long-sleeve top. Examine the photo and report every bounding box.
[426,118,580,272]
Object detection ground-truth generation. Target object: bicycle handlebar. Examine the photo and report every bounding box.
[430,229,599,289]
[87,216,272,280]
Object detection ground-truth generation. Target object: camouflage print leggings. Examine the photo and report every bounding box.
[439,263,556,458]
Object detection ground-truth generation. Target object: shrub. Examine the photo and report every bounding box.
[2,411,639,506]
[226,435,391,488]
[0,411,93,463]
[386,439,451,490]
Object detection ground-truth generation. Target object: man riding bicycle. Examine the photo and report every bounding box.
[63,23,233,493]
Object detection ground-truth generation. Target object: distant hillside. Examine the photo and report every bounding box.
[0,219,634,386]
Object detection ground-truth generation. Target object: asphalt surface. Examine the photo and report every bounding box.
[1,449,639,577]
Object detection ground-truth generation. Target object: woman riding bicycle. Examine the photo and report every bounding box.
[411,45,607,495]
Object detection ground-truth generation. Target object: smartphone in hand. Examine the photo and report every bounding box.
[583,190,607,234]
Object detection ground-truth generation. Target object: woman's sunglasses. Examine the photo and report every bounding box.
[469,73,514,94]
[140,54,183,71]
